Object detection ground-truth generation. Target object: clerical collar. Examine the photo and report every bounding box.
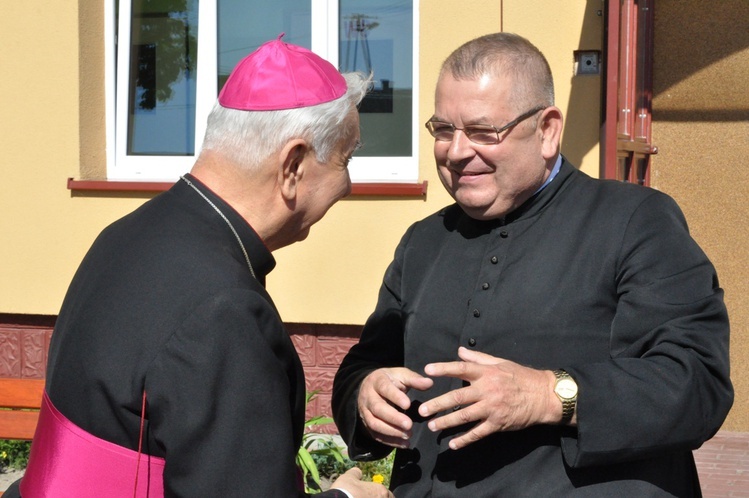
[533,155,563,195]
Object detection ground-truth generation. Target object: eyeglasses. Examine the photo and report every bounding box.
[425,106,546,145]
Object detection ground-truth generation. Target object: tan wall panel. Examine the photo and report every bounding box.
[652,0,749,430]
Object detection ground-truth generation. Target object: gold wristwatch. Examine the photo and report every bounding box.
[553,369,578,424]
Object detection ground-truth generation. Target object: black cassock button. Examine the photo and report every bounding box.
[468,338,477,346]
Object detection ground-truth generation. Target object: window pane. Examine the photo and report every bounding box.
[635,0,653,141]
[340,0,413,157]
[217,1,311,93]
[617,154,630,182]
[127,0,199,156]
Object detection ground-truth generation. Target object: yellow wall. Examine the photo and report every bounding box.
[1,1,117,312]
[0,0,601,324]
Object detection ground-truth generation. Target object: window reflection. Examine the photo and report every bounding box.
[127,0,199,156]
[217,1,311,92]
[340,0,413,157]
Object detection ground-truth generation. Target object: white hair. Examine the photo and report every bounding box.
[201,72,371,170]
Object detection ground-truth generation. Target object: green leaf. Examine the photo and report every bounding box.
[297,447,321,485]
[305,390,321,404]
[304,415,333,428]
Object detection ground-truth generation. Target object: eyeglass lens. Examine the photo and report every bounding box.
[426,106,545,145]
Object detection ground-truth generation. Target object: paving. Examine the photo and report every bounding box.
[695,431,749,497]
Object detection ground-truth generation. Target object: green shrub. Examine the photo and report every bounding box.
[312,449,395,488]
[0,440,31,470]
[297,391,395,492]
[356,451,395,488]
[296,391,348,493]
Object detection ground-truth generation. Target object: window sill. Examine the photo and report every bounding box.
[67,178,428,197]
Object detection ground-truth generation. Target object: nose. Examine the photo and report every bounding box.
[446,129,475,163]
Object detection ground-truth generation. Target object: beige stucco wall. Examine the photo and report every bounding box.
[0,0,601,324]
[651,0,749,430]
[0,0,131,313]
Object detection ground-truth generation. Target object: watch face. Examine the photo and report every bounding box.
[555,378,578,399]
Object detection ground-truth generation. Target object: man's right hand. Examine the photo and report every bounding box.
[358,368,433,448]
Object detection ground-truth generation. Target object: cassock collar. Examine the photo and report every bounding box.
[175,174,276,284]
[502,155,576,225]
[450,155,577,231]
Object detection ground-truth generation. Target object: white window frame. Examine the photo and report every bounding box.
[105,0,419,183]
[107,0,215,181]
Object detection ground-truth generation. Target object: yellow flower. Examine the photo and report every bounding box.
[372,474,384,484]
[0,451,6,459]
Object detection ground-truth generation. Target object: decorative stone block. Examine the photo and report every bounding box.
[316,392,333,418]
[21,329,47,379]
[0,329,22,377]
[291,334,317,367]
[305,396,319,423]
[304,367,336,394]
[317,338,358,367]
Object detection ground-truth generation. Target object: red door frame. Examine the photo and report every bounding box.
[602,0,657,185]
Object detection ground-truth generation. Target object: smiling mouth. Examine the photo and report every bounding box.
[444,162,490,179]
[453,169,488,178]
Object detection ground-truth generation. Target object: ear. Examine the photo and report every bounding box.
[278,139,310,201]
[538,106,564,160]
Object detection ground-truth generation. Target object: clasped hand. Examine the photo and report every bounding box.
[358,347,559,451]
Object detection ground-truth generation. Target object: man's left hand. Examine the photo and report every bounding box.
[417,346,561,450]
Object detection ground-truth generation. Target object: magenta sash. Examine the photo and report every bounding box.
[20,392,165,497]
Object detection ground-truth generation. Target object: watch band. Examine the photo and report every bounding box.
[553,369,577,424]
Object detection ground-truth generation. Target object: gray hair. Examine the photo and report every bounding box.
[440,33,555,114]
[201,72,371,170]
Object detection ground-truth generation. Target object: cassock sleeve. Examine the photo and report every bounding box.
[561,191,733,466]
[333,228,413,461]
